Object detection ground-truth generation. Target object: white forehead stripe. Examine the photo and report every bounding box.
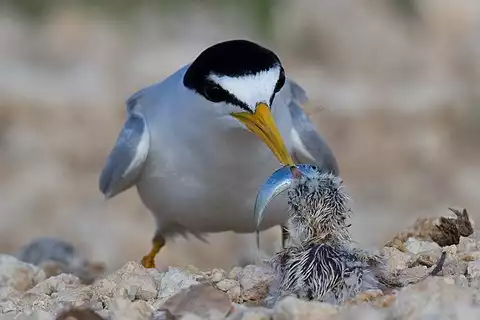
[209,67,280,110]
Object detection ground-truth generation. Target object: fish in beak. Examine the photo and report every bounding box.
[253,164,319,248]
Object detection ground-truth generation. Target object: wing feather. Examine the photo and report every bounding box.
[99,108,150,198]
[286,79,339,175]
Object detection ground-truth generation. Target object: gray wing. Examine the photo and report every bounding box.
[99,104,150,199]
[286,79,340,175]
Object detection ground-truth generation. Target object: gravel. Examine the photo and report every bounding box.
[1,209,479,319]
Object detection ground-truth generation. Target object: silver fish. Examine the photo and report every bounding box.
[254,164,320,248]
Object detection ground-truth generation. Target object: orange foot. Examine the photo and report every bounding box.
[140,235,165,269]
[141,254,156,269]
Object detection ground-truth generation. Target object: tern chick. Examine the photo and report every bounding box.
[255,165,387,305]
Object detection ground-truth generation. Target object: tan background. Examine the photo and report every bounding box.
[0,0,479,272]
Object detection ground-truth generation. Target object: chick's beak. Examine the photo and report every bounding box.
[231,102,294,166]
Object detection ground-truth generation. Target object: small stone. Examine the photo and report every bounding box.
[379,247,413,273]
[372,294,396,309]
[230,309,271,320]
[467,260,480,279]
[95,310,109,319]
[183,265,209,282]
[455,275,469,287]
[15,309,56,320]
[177,314,204,320]
[346,290,383,304]
[228,267,243,280]
[0,286,22,303]
[210,269,227,283]
[216,279,239,292]
[56,307,104,320]
[159,283,232,319]
[185,265,201,274]
[336,305,387,320]
[93,261,157,302]
[398,266,428,284]
[237,265,275,301]
[470,275,480,290]
[443,245,457,256]
[404,238,441,255]
[0,255,46,292]
[239,312,271,320]
[392,277,479,318]
[458,252,480,262]
[272,296,339,320]
[438,257,467,277]
[29,274,82,295]
[227,286,242,303]
[52,286,95,309]
[146,268,164,284]
[385,238,407,252]
[458,236,479,253]
[415,253,437,267]
[109,298,153,320]
[157,267,200,302]
[38,261,66,279]
[470,231,480,242]
[443,277,455,285]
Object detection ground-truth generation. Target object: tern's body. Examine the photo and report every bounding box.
[136,65,295,235]
[99,40,338,267]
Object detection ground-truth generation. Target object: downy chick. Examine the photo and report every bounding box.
[255,165,387,305]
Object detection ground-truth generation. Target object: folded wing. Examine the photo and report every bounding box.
[286,79,339,175]
[99,102,150,198]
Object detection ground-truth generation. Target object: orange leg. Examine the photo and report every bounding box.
[141,234,165,269]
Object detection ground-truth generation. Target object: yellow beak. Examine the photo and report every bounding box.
[231,102,294,166]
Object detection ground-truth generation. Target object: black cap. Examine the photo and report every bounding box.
[183,40,285,110]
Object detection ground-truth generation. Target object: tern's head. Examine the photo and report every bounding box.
[183,39,293,166]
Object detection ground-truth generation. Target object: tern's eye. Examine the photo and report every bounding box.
[203,84,224,103]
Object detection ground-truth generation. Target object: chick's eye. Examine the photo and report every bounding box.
[204,84,224,103]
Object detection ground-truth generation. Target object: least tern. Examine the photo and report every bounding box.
[99,39,339,268]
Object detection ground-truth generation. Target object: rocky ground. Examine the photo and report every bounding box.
[0,208,479,320]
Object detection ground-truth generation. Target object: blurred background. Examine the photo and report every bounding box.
[0,0,479,272]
